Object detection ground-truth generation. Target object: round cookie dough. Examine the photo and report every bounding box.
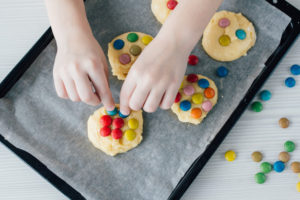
[108,32,153,80]
[202,10,256,62]
[151,0,178,24]
[87,105,143,156]
[171,74,218,124]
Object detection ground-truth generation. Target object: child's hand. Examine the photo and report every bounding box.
[53,34,115,110]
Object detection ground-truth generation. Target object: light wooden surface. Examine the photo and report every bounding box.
[0,1,299,199]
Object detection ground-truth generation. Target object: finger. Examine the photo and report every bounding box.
[160,85,179,109]
[120,77,136,115]
[143,88,166,113]
[53,75,68,99]
[129,84,151,111]
[62,77,81,102]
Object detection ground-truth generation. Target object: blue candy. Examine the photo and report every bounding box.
[198,79,209,89]
[273,161,285,173]
[285,77,296,88]
[119,111,129,118]
[236,29,246,40]
[217,66,228,77]
[107,107,118,116]
[113,39,125,50]
[291,64,300,75]
[180,100,191,111]
[260,90,272,101]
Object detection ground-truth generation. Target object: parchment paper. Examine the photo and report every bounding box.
[0,0,290,199]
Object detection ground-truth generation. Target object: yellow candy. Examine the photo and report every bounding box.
[225,150,236,161]
[192,93,203,104]
[180,81,184,89]
[125,129,136,141]
[142,35,153,45]
[219,35,231,46]
[297,182,300,192]
[128,118,139,130]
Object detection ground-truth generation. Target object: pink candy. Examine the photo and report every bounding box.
[218,18,230,28]
[202,100,212,112]
[119,53,131,65]
[183,85,195,96]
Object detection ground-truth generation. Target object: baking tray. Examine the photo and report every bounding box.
[0,0,299,199]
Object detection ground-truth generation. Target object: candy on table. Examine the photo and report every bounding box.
[235,29,246,40]
[255,172,266,184]
[112,118,124,129]
[129,45,142,56]
[202,100,212,112]
[259,90,272,101]
[297,182,300,192]
[167,0,178,10]
[187,74,199,83]
[273,161,285,173]
[183,85,195,96]
[124,129,136,141]
[100,126,111,137]
[127,32,139,42]
[290,64,300,75]
[278,151,290,163]
[284,140,295,152]
[251,151,263,162]
[204,88,215,99]
[128,118,139,130]
[225,150,236,162]
[278,117,289,128]
[141,35,152,45]
[251,101,263,112]
[119,53,131,65]
[107,107,118,116]
[113,39,125,50]
[198,78,209,88]
[291,162,300,173]
[191,108,202,119]
[112,128,123,139]
[192,93,203,104]
[219,34,231,46]
[100,115,112,126]
[188,55,199,65]
[216,66,228,77]
[180,100,192,111]
[260,162,273,174]
[285,77,296,88]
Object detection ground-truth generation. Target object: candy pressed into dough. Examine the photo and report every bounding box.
[171,74,218,125]
[108,32,153,80]
[87,105,143,156]
[202,10,256,62]
[151,0,178,24]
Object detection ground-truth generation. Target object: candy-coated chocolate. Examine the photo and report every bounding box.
[218,18,230,28]
[225,150,236,161]
[119,111,129,118]
[202,100,212,112]
[198,79,209,88]
[113,39,125,50]
[127,33,138,42]
[100,126,111,137]
[236,29,246,40]
[191,108,202,119]
[129,45,142,56]
[219,35,231,46]
[204,88,215,99]
[167,0,177,10]
[278,151,290,163]
[278,117,289,128]
[217,66,228,77]
[174,92,181,103]
[107,107,118,116]
[141,35,153,45]
[128,118,139,130]
[183,85,195,96]
[112,118,124,129]
[188,55,199,65]
[192,93,203,104]
[180,81,184,89]
[100,115,112,126]
[125,129,136,141]
[112,128,123,139]
[187,74,198,83]
[274,161,285,172]
[251,151,263,162]
[285,77,296,88]
[291,64,300,75]
[284,141,295,152]
[260,162,272,174]
[180,100,192,111]
[119,53,131,65]
[255,172,266,184]
[260,90,272,101]
[291,162,300,173]
[297,182,300,192]
[251,101,263,112]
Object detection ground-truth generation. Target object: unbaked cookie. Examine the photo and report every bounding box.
[108,32,153,80]
[171,74,218,125]
[87,105,143,156]
[202,10,256,62]
[151,0,178,24]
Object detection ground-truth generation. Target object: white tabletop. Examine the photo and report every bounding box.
[0,1,299,199]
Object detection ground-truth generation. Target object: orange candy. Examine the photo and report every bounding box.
[191,108,202,119]
[204,88,215,99]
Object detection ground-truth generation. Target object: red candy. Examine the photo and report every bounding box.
[174,92,181,103]
[187,74,198,83]
[188,55,199,65]
[113,118,124,129]
[167,0,178,10]
[100,115,112,126]
[100,126,111,137]
[112,128,123,139]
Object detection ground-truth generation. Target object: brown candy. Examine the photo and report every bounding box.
[278,151,290,163]
[279,117,289,128]
[129,45,142,56]
[291,162,300,173]
[251,151,263,162]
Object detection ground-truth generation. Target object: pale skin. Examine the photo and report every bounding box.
[45,0,222,114]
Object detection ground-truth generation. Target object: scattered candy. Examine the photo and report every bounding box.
[119,53,131,65]
[255,172,266,184]
[251,101,263,112]
[297,182,300,192]
[284,140,295,152]
[188,55,199,65]
[251,151,263,162]
[112,128,123,139]
[216,66,228,77]
[107,107,118,116]
[225,150,236,162]
[183,85,195,96]
[112,118,124,129]
[278,117,289,128]
[127,33,138,42]
[128,118,139,130]
[278,151,290,163]
[174,92,181,103]
[187,74,199,83]
[202,100,213,112]
[259,90,272,101]
[113,39,124,50]
[219,35,231,46]
[236,29,246,40]
[180,100,192,111]
[100,115,112,126]
[218,18,230,28]
[125,129,136,141]
[285,77,296,88]
[273,161,285,173]
[167,0,178,10]
[191,108,202,119]
[119,111,129,118]
[100,126,111,137]
[290,64,300,75]
[260,162,273,174]
[204,88,215,99]
[129,45,142,56]
[198,79,209,88]
[192,93,203,104]
[291,162,300,173]
[141,35,152,45]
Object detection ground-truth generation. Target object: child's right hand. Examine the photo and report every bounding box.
[53,34,115,110]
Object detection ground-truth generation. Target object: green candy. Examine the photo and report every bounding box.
[284,141,295,152]
[251,101,263,112]
[260,162,272,174]
[127,33,138,42]
[255,172,266,184]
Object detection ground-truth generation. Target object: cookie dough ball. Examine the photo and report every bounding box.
[202,11,256,62]
[87,105,143,156]
[171,74,218,124]
[108,32,153,80]
[151,0,178,24]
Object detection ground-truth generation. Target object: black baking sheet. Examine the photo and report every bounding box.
[0,0,299,199]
